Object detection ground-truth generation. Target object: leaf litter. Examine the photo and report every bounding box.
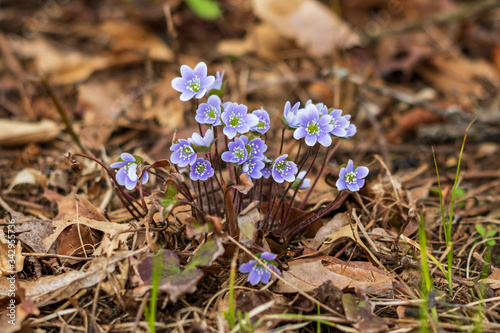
[0,0,500,332]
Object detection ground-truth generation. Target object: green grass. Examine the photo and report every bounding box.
[418,213,437,332]
[145,250,163,333]
[432,119,475,296]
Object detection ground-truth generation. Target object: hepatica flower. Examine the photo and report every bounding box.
[336,159,369,192]
[221,102,259,139]
[188,128,214,150]
[283,101,301,128]
[261,157,273,179]
[111,153,149,190]
[170,139,196,167]
[343,114,357,138]
[272,154,297,183]
[190,158,214,181]
[221,137,249,165]
[291,170,311,190]
[171,62,215,101]
[239,252,280,286]
[242,157,265,179]
[328,109,349,138]
[293,104,333,147]
[250,108,270,135]
[195,95,222,126]
[241,136,267,159]
[208,70,224,91]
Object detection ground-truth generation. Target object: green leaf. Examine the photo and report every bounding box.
[486,229,498,238]
[184,0,221,20]
[487,239,496,247]
[475,224,485,237]
[159,182,179,218]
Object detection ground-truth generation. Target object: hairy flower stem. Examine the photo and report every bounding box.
[279,126,285,155]
[299,141,340,210]
[196,181,204,214]
[282,145,320,229]
[203,182,213,215]
[261,181,278,232]
[294,141,303,163]
[285,190,349,240]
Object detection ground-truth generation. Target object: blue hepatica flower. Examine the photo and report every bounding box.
[221,102,259,139]
[170,139,197,167]
[190,158,214,181]
[239,252,281,286]
[241,136,267,159]
[343,114,357,138]
[221,137,249,165]
[171,62,215,101]
[195,95,222,126]
[283,101,301,128]
[292,170,311,190]
[188,128,214,149]
[336,159,369,192]
[272,154,298,183]
[208,70,224,91]
[250,108,270,135]
[242,157,265,179]
[111,153,149,190]
[328,109,349,138]
[293,104,333,147]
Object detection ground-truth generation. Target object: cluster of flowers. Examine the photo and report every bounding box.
[109,62,370,285]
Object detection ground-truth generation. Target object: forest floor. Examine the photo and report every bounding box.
[1,0,500,332]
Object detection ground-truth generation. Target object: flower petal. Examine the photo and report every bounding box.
[121,153,135,162]
[110,161,127,168]
[141,171,149,185]
[347,182,360,192]
[317,133,332,147]
[193,62,207,78]
[128,163,139,181]
[346,160,354,172]
[180,91,196,102]
[304,134,317,146]
[239,261,256,273]
[171,77,186,93]
[247,268,261,285]
[355,166,369,179]
[261,252,276,260]
[336,178,347,191]
[116,168,127,185]
[180,64,194,80]
[260,270,272,284]
[125,177,137,190]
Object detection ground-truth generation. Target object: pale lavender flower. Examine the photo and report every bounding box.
[342,114,357,138]
[272,154,297,183]
[283,101,301,128]
[241,136,267,159]
[250,108,270,135]
[188,128,214,148]
[292,170,311,190]
[170,139,196,167]
[208,71,224,91]
[239,252,280,285]
[171,62,215,101]
[328,109,349,138]
[221,137,249,165]
[336,160,369,192]
[195,95,222,126]
[293,104,333,147]
[111,153,149,190]
[190,158,214,181]
[242,157,265,179]
[221,102,259,139]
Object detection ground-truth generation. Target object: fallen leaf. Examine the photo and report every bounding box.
[6,168,48,191]
[252,0,360,57]
[0,229,24,275]
[272,255,394,297]
[343,293,388,333]
[0,250,136,306]
[0,119,60,147]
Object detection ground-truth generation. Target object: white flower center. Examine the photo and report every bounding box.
[345,171,357,184]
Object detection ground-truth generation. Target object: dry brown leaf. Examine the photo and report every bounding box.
[0,250,137,306]
[6,168,48,191]
[272,256,394,297]
[483,268,500,294]
[0,229,24,276]
[0,299,39,333]
[0,119,60,147]
[42,216,131,254]
[252,0,360,57]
